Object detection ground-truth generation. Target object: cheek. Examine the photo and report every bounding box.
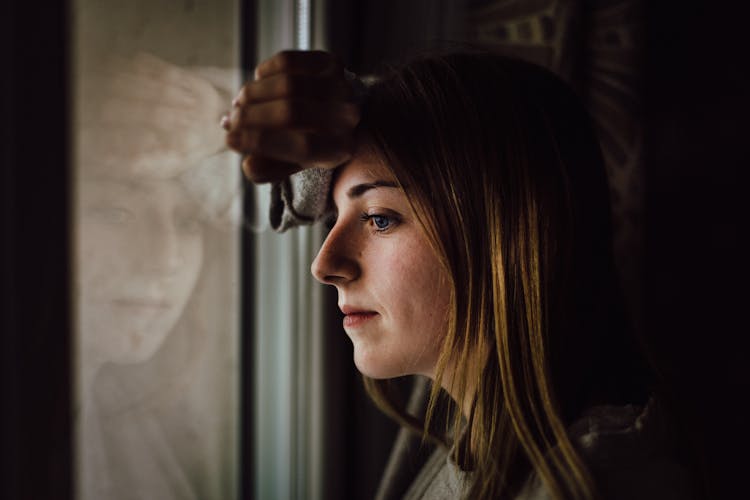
[177,233,204,289]
[79,222,137,294]
[381,239,450,329]
[410,268,451,331]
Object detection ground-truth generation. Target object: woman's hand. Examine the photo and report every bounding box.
[225,50,361,183]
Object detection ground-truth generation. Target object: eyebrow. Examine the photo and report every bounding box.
[346,180,399,199]
[81,176,141,193]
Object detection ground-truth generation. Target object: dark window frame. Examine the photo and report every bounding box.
[2,1,73,499]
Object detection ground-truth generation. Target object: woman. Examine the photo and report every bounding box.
[226,50,691,499]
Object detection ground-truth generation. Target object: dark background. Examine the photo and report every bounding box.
[325,1,746,498]
[2,1,744,499]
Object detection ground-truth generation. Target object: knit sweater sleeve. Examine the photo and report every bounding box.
[268,167,334,232]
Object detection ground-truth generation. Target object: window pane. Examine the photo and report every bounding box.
[71,1,241,499]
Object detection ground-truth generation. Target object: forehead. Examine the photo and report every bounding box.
[79,177,191,207]
[332,152,395,195]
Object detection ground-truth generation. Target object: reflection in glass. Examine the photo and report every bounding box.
[73,2,240,499]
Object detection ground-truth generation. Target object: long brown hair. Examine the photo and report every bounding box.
[357,52,651,499]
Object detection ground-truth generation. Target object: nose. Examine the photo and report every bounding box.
[311,222,360,285]
[143,219,184,275]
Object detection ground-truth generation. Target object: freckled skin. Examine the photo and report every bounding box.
[311,154,451,379]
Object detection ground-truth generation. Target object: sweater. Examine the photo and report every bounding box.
[398,395,693,500]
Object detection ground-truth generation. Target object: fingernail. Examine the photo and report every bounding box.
[232,97,240,108]
[226,131,237,147]
[220,115,230,130]
[253,67,260,81]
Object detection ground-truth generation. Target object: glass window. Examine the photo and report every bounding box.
[71,1,241,498]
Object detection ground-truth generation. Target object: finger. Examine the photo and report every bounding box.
[230,99,360,131]
[226,129,353,166]
[255,50,342,80]
[241,155,302,184]
[234,73,352,107]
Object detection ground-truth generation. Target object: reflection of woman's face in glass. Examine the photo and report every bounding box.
[78,177,204,365]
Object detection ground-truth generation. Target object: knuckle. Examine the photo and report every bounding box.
[227,129,261,153]
[278,100,298,125]
[236,85,248,104]
[278,74,297,96]
[236,106,250,127]
[252,129,269,150]
[226,132,239,150]
[276,101,291,124]
[275,50,295,70]
[241,82,257,102]
[243,156,269,183]
[242,156,257,176]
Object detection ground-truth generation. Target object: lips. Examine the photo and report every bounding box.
[111,297,172,309]
[340,305,378,328]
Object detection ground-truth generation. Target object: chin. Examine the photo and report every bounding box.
[99,326,171,365]
[107,350,155,365]
[352,347,407,380]
[105,341,162,365]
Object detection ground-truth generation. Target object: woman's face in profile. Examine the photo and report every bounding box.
[77,177,204,365]
[311,152,451,380]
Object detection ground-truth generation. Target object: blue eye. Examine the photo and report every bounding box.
[359,211,399,232]
[371,215,391,230]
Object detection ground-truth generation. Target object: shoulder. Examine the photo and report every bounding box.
[517,397,695,500]
[571,397,694,499]
[402,445,472,500]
